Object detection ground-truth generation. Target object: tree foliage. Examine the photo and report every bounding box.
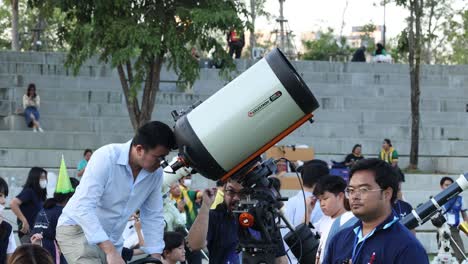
[390,0,466,64]
[301,28,350,61]
[446,9,468,64]
[33,0,246,130]
[0,1,67,51]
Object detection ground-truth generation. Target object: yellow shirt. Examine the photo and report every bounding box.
[210,189,224,209]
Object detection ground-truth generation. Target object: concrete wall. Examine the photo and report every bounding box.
[1,51,468,254]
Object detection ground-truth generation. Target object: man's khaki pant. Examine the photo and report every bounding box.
[56,225,107,264]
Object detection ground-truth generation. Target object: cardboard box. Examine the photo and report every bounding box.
[264,146,314,162]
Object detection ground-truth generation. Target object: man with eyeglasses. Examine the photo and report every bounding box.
[57,121,175,264]
[187,178,287,264]
[323,158,428,264]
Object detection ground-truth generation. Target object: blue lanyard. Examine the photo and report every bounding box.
[351,226,371,264]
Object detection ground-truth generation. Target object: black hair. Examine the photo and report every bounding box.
[440,176,454,187]
[70,178,80,189]
[132,121,176,150]
[383,138,392,147]
[313,176,347,197]
[216,180,224,187]
[83,149,92,156]
[163,231,185,257]
[0,177,8,196]
[301,159,329,188]
[352,144,362,154]
[26,83,37,98]
[43,192,74,209]
[350,158,399,203]
[376,43,385,55]
[8,244,54,264]
[24,167,47,202]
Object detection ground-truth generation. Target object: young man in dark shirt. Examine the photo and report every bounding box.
[323,158,428,264]
[188,179,287,264]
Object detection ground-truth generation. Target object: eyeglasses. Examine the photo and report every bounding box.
[224,188,245,198]
[345,187,383,198]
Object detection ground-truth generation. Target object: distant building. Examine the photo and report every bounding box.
[347,25,384,48]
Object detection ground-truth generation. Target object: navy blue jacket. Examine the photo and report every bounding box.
[323,212,429,264]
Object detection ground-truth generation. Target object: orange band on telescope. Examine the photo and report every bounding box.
[220,113,314,182]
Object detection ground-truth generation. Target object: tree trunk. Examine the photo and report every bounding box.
[249,0,256,58]
[11,0,20,51]
[117,62,140,130]
[408,0,423,169]
[139,55,163,128]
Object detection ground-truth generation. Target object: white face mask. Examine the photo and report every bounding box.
[0,204,4,214]
[184,179,192,187]
[39,180,48,189]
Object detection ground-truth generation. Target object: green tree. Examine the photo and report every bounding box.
[360,23,377,53]
[446,9,468,64]
[302,28,349,61]
[35,0,246,130]
[245,0,269,58]
[0,1,67,51]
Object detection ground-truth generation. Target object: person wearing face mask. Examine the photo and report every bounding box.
[10,167,48,244]
[0,177,17,264]
[30,162,79,264]
[56,121,175,264]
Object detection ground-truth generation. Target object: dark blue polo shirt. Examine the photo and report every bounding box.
[323,212,429,264]
[393,199,413,219]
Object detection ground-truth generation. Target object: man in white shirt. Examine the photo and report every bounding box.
[282,160,329,263]
[57,121,176,264]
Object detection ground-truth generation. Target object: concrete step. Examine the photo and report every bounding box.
[0,130,132,149]
[0,148,84,168]
[280,135,468,156]
[312,154,468,174]
[316,95,467,113]
[1,114,176,133]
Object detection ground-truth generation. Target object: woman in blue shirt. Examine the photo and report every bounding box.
[10,167,48,244]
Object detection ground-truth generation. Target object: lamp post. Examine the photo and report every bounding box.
[383,0,386,46]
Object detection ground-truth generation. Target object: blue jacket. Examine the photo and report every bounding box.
[323,212,429,264]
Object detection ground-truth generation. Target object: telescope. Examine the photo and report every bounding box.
[162,48,319,264]
[401,173,468,229]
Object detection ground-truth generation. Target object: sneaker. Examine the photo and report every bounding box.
[33,127,38,132]
[38,127,44,133]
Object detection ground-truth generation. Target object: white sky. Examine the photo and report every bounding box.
[256,0,409,40]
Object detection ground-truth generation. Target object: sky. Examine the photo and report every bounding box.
[256,0,409,41]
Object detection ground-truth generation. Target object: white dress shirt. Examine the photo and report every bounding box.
[58,140,165,254]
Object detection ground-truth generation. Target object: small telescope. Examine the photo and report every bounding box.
[401,173,468,229]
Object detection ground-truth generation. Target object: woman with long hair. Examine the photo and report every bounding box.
[30,176,79,264]
[10,167,48,244]
[23,83,43,132]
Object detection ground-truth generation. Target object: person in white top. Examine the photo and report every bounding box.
[22,83,44,132]
[311,176,349,263]
[282,160,330,264]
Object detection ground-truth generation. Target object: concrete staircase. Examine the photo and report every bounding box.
[1,51,468,254]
